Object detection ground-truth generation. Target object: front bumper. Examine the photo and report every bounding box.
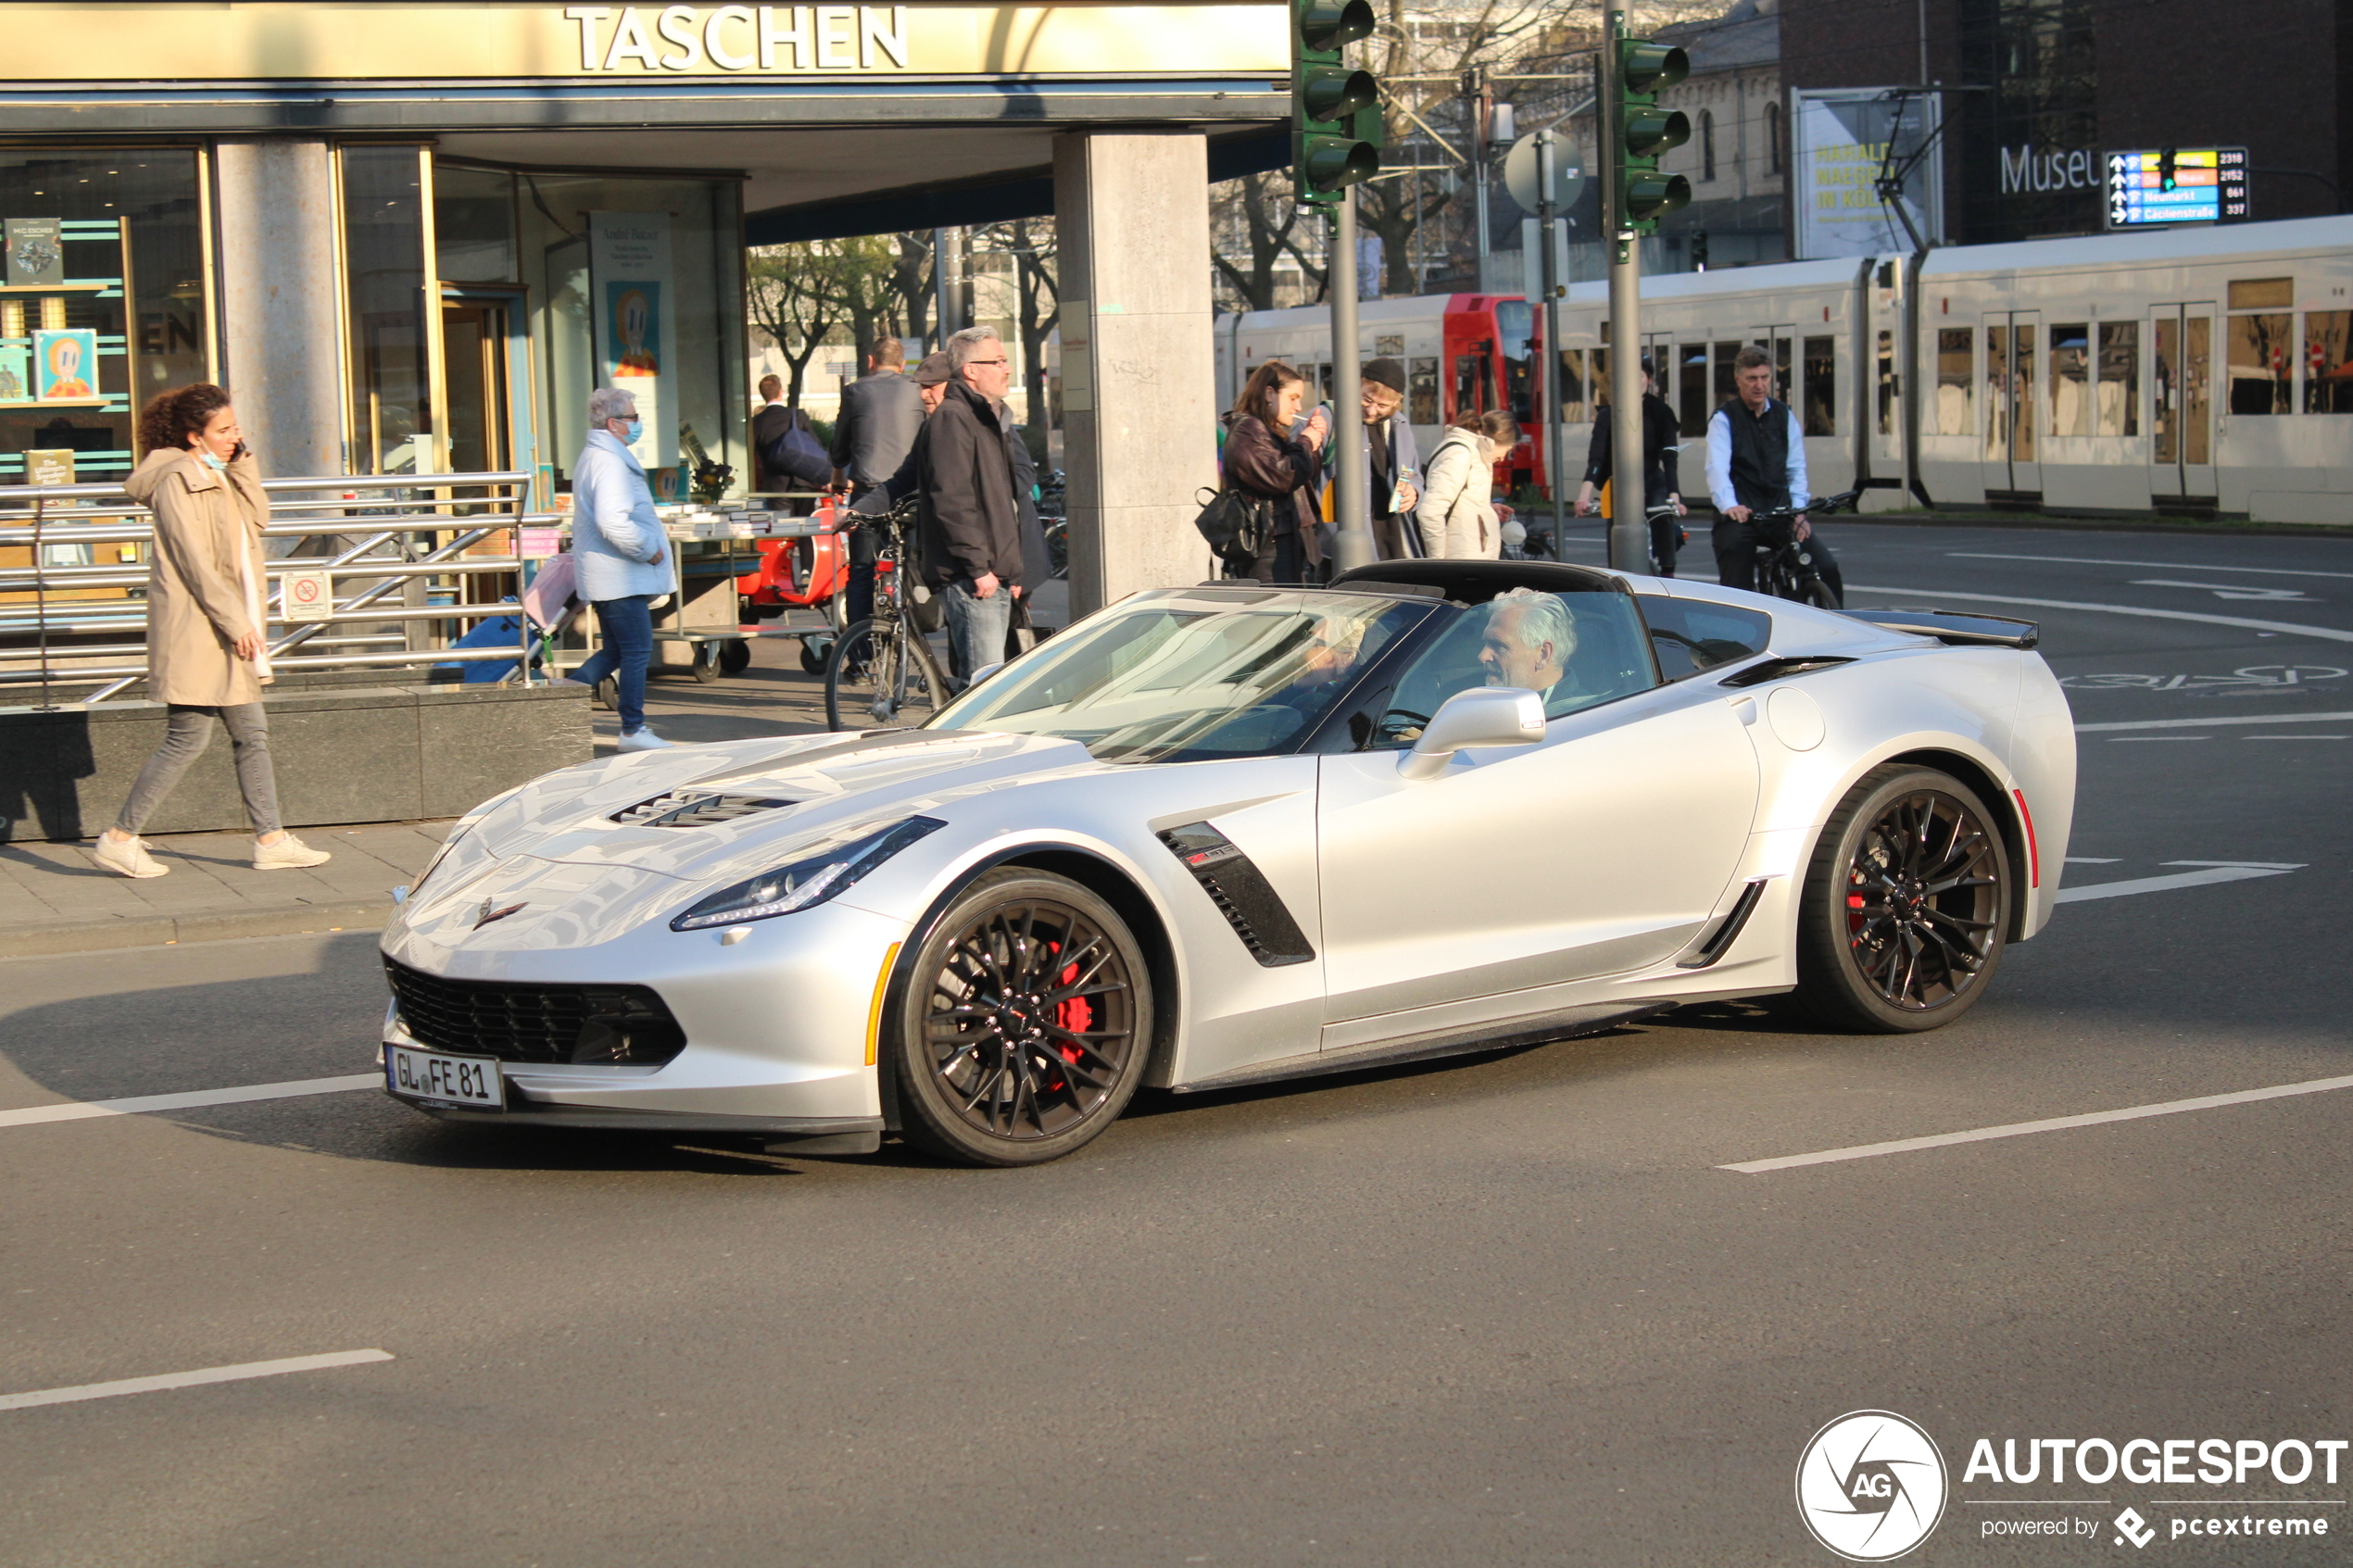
[378,897,901,1135]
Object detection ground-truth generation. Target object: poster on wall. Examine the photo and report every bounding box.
[32,328,97,399]
[1792,90,1943,259]
[588,211,678,471]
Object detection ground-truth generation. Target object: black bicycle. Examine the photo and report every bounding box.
[1743,487,1861,608]
[823,497,951,731]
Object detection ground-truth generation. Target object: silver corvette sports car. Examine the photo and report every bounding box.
[380,559,2076,1166]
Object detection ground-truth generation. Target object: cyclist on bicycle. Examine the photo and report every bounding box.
[1574,355,1686,574]
[1705,344,1844,602]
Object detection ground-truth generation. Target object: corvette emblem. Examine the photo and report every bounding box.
[473,899,528,929]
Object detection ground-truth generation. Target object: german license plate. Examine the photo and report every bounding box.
[385,1045,502,1108]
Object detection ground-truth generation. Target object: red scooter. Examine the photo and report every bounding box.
[736,495,853,671]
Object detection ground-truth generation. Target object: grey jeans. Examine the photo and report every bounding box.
[942,578,1014,688]
[115,702,282,837]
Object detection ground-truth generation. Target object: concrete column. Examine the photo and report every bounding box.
[213,141,346,480]
[1052,132,1218,618]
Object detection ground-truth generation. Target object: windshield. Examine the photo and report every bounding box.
[928,589,1430,763]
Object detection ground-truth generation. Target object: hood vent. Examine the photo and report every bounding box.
[610,791,797,828]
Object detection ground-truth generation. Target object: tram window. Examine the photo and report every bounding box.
[2227,278,2293,310]
[1317,361,1338,404]
[1802,336,1836,435]
[1453,354,1486,414]
[2304,312,2352,413]
[2226,311,2293,415]
[1495,300,1537,425]
[1409,357,1441,424]
[1877,329,1896,435]
[2096,321,2139,435]
[1775,338,1793,402]
[1714,342,1741,406]
[1678,344,1709,435]
[1557,348,1589,422]
[2051,324,2091,436]
[1592,345,1611,406]
[1936,328,1973,435]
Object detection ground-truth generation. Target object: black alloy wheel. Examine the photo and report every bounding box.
[1794,763,2010,1033]
[890,871,1152,1166]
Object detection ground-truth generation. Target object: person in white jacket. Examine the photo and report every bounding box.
[1416,409,1519,559]
[565,386,673,751]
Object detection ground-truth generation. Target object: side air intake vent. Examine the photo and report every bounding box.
[1157,822,1315,968]
[610,792,797,827]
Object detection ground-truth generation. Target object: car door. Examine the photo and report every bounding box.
[1315,589,1759,1026]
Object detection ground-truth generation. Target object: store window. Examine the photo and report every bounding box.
[2225,278,2294,416]
[1936,327,1973,435]
[1700,110,1718,182]
[2095,321,2138,435]
[434,164,520,284]
[2304,312,2352,413]
[518,171,744,494]
[2049,322,2090,435]
[1802,335,1835,435]
[341,145,434,474]
[0,151,208,482]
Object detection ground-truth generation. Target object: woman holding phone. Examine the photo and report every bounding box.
[1217,359,1328,583]
[92,384,330,877]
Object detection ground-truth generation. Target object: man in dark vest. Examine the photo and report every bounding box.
[1705,344,1843,601]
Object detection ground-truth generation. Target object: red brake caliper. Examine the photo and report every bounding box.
[1054,954,1088,1062]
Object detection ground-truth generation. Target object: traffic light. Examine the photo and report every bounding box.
[1293,0,1380,207]
[1613,36,1691,232]
[2158,146,2179,192]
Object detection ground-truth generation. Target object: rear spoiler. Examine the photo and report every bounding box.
[1841,608,2040,649]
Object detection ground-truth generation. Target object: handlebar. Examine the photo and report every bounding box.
[1740,488,1863,526]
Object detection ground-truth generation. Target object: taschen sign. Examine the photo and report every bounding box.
[3,2,1288,81]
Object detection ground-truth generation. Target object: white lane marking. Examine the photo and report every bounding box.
[0,1349,394,1412]
[1720,1073,2353,1174]
[2077,710,2353,732]
[2108,735,2208,742]
[1948,552,2353,582]
[1847,585,2353,646]
[2055,866,2297,903]
[2129,578,2318,602]
[2247,734,2347,740]
[0,1073,380,1130]
[2165,859,2307,869]
[2064,856,2120,863]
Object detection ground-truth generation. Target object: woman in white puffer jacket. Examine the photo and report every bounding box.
[1415,409,1520,559]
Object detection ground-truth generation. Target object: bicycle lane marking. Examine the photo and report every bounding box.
[0,1350,394,1412]
[0,1073,380,1131]
[1843,585,2353,645]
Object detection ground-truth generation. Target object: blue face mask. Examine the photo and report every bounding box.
[622,418,643,445]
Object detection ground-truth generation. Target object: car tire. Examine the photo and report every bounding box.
[1793,763,2010,1034]
[888,869,1153,1167]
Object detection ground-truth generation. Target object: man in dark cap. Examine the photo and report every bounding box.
[1341,357,1424,559]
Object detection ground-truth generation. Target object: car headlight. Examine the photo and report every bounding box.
[670,817,946,932]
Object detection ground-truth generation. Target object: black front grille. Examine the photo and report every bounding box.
[384,958,687,1066]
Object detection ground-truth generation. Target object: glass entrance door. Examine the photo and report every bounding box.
[441,299,510,476]
[2150,305,2216,499]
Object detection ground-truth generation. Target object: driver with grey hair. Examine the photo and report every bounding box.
[1478,587,1578,709]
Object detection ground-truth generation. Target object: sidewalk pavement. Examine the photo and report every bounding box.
[0,619,880,959]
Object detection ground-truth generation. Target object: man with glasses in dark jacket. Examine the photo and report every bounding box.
[917,327,1026,687]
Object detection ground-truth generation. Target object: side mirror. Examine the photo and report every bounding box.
[1399,686,1546,780]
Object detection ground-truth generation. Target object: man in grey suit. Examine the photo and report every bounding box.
[829,337,925,621]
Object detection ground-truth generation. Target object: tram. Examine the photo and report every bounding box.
[1214,214,2353,522]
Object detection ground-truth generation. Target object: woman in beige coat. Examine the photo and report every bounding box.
[92,384,330,877]
[1415,409,1520,559]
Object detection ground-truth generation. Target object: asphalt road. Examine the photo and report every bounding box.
[5,522,2349,1568]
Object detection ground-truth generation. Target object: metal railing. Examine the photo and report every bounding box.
[0,470,552,708]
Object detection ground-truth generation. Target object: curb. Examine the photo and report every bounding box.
[0,898,394,959]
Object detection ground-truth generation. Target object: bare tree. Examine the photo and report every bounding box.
[746,245,849,411]
[1212,172,1313,312]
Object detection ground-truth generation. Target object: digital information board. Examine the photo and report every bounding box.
[2105,147,2249,230]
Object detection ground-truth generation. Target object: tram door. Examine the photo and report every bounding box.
[1982,312,2042,495]
[2150,305,2217,499]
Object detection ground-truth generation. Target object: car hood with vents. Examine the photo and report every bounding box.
[407,733,1101,940]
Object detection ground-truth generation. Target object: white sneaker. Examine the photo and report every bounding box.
[93,834,169,879]
[254,832,333,871]
[617,727,673,752]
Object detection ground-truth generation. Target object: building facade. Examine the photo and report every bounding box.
[1782,0,2351,246]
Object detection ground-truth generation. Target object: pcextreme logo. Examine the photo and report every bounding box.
[1796,1410,1950,1562]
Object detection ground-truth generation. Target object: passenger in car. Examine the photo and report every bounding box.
[1478,587,1576,712]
